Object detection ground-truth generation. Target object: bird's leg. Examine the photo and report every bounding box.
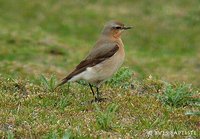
[89,83,95,97]
[95,87,106,102]
[89,84,106,103]
[96,87,100,100]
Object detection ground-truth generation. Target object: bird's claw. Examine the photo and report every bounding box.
[91,97,107,103]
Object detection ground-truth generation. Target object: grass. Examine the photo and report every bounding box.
[95,103,118,131]
[40,75,57,92]
[157,83,199,107]
[0,72,199,138]
[0,0,200,138]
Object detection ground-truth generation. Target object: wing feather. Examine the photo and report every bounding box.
[56,43,119,87]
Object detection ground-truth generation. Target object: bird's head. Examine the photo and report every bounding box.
[102,21,132,39]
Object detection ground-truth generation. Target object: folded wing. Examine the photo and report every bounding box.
[57,43,119,87]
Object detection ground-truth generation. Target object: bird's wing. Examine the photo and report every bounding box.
[56,43,119,87]
[76,42,119,69]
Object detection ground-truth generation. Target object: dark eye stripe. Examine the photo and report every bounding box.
[115,26,121,29]
[112,26,122,30]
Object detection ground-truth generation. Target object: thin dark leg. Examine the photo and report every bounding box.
[89,83,95,97]
[96,87,100,100]
[95,86,107,102]
[89,85,106,103]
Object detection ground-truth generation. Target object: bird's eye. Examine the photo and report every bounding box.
[115,26,121,29]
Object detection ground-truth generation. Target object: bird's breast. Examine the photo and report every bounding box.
[92,39,125,79]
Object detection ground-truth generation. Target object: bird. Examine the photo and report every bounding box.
[56,21,132,102]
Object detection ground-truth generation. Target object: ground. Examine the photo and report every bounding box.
[0,0,199,138]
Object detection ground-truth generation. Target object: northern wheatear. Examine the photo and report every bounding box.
[56,21,132,102]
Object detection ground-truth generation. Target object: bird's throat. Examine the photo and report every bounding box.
[113,32,122,39]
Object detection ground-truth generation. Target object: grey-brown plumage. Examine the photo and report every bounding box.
[57,43,119,87]
[56,21,132,102]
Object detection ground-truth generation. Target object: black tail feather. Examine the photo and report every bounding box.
[54,77,69,90]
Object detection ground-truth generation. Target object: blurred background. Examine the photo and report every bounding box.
[0,0,200,86]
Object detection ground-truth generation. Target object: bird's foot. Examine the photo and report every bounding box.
[91,97,107,103]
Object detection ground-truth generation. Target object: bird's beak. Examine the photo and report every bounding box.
[122,26,132,30]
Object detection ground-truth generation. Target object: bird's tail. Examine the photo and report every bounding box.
[54,68,79,90]
[54,77,69,90]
